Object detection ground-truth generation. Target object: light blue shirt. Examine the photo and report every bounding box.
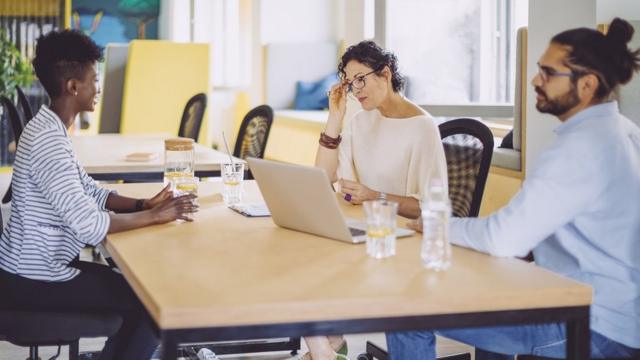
[450,101,640,348]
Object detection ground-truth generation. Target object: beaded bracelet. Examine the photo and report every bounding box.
[319,132,342,149]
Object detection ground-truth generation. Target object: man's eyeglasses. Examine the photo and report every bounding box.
[537,63,582,83]
[344,69,379,93]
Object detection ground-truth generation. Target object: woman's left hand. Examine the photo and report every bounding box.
[339,179,378,204]
[143,184,173,210]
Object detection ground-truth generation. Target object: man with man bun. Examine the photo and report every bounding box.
[387,17,640,360]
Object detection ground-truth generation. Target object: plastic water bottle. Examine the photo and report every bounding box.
[421,178,452,271]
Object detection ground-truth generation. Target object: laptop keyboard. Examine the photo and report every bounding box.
[349,227,366,237]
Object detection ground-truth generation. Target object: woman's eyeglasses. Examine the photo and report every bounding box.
[344,69,379,93]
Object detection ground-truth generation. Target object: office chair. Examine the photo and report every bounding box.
[16,86,34,123]
[438,117,494,217]
[0,211,123,360]
[357,118,494,360]
[1,96,25,204]
[178,93,207,142]
[1,96,25,149]
[233,104,274,159]
[233,104,274,179]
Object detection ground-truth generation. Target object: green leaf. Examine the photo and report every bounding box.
[0,29,34,99]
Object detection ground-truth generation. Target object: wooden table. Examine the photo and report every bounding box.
[104,181,592,360]
[72,134,244,181]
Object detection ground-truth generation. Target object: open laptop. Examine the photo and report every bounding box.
[246,157,415,243]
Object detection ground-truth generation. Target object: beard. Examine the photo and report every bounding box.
[535,84,580,116]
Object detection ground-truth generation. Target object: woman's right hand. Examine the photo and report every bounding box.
[407,217,423,233]
[328,81,347,121]
[150,194,198,224]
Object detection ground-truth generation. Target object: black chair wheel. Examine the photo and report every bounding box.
[357,353,373,360]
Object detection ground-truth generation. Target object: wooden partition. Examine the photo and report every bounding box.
[120,40,210,145]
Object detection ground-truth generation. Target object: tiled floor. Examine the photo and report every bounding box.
[0,172,473,359]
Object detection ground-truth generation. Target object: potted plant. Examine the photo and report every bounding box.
[0,30,33,99]
[0,29,33,164]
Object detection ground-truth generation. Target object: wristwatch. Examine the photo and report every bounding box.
[135,199,145,212]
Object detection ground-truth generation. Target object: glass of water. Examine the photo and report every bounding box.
[221,162,244,206]
[363,200,398,259]
[173,176,199,220]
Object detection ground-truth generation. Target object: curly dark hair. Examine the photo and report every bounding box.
[32,29,103,99]
[552,17,640,100]
[338,40,405,93]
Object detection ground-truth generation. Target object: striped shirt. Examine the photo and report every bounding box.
[0,106,112,282]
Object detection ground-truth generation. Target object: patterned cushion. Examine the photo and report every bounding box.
[239,116,270,159]
[442,134,484,217]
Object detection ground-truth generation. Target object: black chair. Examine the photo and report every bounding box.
[439,117,494,218]
[16,86,34,123]
[233,104,274,160]
[0,310,122,360]
[233,105,274,179]
[1,96,25,204]
[178,93,207,142]
[0,211,123,360]
[357,118,494,360]
[1,95,25,148]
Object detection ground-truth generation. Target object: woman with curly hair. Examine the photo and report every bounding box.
[316,40,447,220]
[308,41,448,359]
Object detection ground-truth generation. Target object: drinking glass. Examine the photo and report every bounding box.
[363,200,398,259]
[221,162,244,206]
[173,176,199,220]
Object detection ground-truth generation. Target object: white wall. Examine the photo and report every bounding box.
[260,0,338,44]
[341,0,375,47]
[158,0,190,42]
[597,1,640,126]
[525,0,596,174]
[597,0,640,23]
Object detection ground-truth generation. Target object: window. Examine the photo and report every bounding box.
[192,0,249,88]
[385,0,528,105]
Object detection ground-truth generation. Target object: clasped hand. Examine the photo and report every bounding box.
[338,179,378,205]
[149,185,199,223]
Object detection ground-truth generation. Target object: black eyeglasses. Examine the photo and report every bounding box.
[344,69,379,93]
[537,63,582,83]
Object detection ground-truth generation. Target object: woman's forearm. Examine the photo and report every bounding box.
[386,194,421,219]
[315,112,343,183]
[105,193,145,213]
[107,193,196,234]
[107,211,156,234]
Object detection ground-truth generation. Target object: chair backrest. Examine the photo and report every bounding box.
[0,97,23,204]
[16,86,34,124]
[233,105,274,160]
[438,118,494,218]
[1,96,25,145]
[177,93,207,142]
